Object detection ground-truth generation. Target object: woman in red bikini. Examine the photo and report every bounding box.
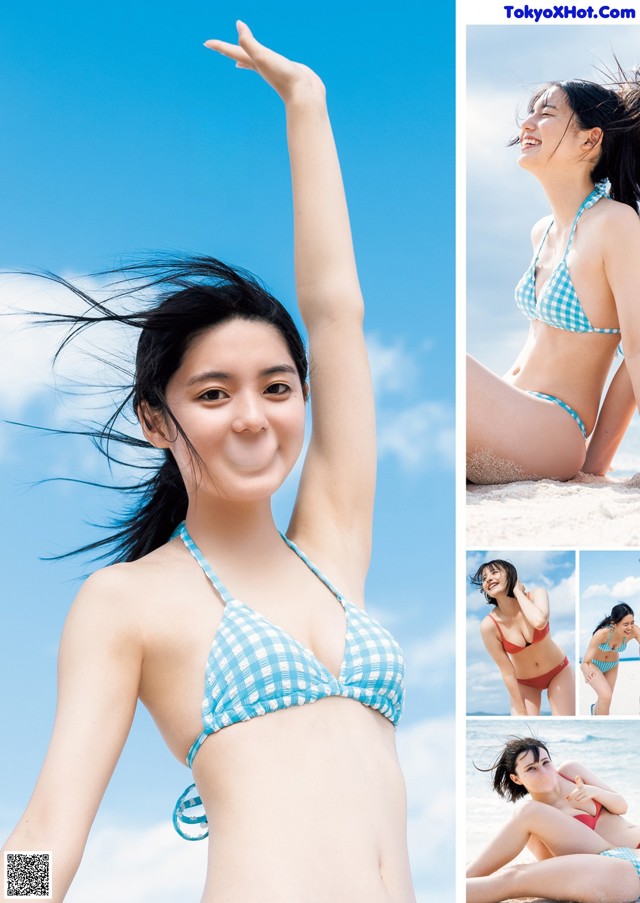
[467,736,640,903]
[472,559,575,715]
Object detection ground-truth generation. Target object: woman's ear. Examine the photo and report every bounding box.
[582,127,603,152]
[137,401,172,449]
[509,772,522,786]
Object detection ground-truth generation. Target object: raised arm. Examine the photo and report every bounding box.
[1,568,142,901]
[480,618,528,716]
[558,760,628,815]
[513,583,549,630]
[207,24,375,590]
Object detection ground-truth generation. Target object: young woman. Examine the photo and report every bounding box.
[467,76,640,484]
[0,24,414,903]
[472,559,575,715]
[582,602,640,716]
[467,736,640,903]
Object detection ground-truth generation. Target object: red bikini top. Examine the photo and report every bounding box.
[559,772,603,829]
[488,614,550,655]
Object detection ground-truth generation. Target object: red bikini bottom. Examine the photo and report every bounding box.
[517,656,570,691]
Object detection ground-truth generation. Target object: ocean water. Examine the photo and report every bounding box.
[466,719,640,865]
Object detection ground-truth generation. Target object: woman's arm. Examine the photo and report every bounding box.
[513,583,549,630]
[207,24,375,591]
[604,203,640,420]
[582,361,636,475]
[1,568,142,901]
[480,619,528,715]
[581,630,607,682]
[558,760,628,815]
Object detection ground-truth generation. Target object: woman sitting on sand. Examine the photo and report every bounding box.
[582,603,640,716]
[472,560,574,715]
[467,736,640,903]
[467,73,640,485]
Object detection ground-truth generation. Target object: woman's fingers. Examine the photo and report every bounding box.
[204,39,255,70]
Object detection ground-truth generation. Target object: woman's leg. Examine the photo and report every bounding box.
[514,683,542,716]
[548,663,576,716]
[467,356,586,484]
[588,667,617,715]
[466,800,610,877]
[467,854,640,903]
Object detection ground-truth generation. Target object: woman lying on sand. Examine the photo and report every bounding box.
[467,736,640,903]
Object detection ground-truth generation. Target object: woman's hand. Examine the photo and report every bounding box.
[581,661,596,682]
[566,775,596,804]
[514,580,526,596]
[205,21,324,105]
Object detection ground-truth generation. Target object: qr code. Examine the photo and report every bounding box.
[4,852,52,899]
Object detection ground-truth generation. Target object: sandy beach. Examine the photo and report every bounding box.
[579,659,640,717]
[467,473,640,547]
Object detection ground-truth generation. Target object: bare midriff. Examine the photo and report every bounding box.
[594,810,640,848]
[508,634,567,681]
[507,323,620,437]
[189,698,414,903]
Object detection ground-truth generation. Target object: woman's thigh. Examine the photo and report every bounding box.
[469,854,640,903]
[467,356,586,483]
[588,667,617,702]
[548,664,575,716]
[515,683,542,716]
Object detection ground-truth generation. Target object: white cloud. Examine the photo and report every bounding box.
[65,821,206,903]
[611,576,640,599]
[378,401,454,471]
[397,716,454,902]
[583,583,610,600]
[366,332,419,396]
[405,628,456,691]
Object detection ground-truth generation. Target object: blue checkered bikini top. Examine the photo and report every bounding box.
[515,183,620,335]
[598,626,628,653]
[172,522,405,841]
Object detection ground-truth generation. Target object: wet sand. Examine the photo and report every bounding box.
[467,473,640,547]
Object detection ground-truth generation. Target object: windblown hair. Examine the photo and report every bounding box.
[512,66,640,210]
[469,559,518,605]
[593,602,635,634]
[476,736,551,803]
[25,255,308,563]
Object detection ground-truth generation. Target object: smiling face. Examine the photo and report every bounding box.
[518,85,597,173]
[145,318,307,503]
[481,564,508,597]
[616,613,635,637]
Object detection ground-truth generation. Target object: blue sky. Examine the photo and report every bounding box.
[466,550,577,715]
[466,24,640,474]
[579,550,640,654]
[0,3,454,900]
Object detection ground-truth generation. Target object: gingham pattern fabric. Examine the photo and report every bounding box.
[599,848,640,879]
[527,391,586,439]
[515,183,620,335]
[172,522,405,841]
[591,658,619,674]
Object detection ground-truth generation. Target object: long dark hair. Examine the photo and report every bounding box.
[476,736,551,803]
[593,602,635,634]
[513,70,640,210]
[469,559,518,605]
[23,255,308,562]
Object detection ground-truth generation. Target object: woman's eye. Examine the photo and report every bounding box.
[264,383,290,396]
[200,389,227,402]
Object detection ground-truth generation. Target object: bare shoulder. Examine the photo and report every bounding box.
[598,198,640,242]
[480,613,498,637]
[531,215,552,246]
[557,759,580,776]
[67,539,187,638]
